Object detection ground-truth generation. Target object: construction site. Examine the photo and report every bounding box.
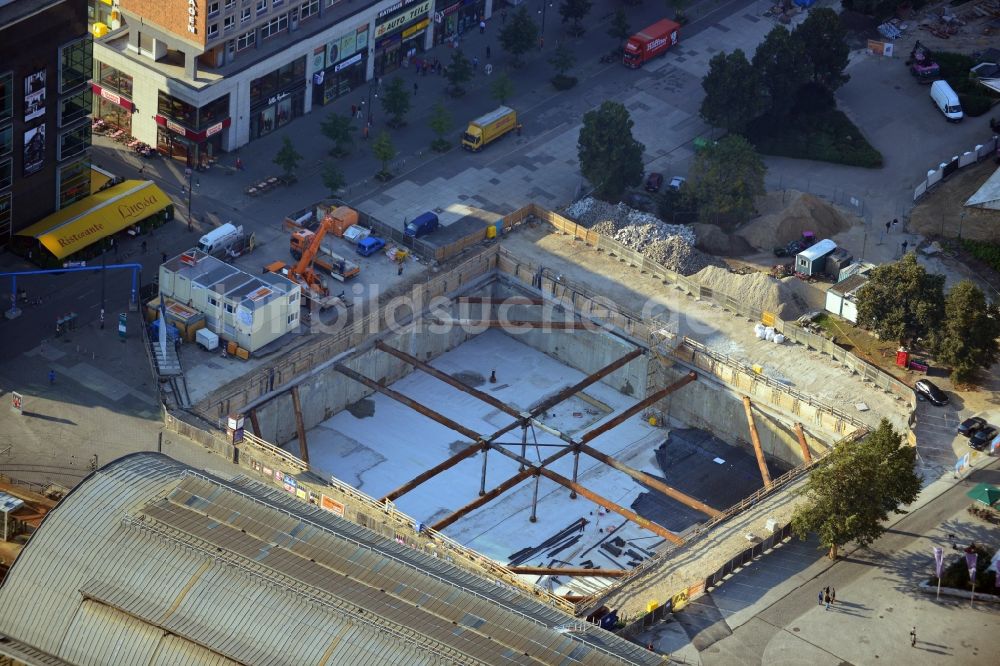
[183,202,911,622]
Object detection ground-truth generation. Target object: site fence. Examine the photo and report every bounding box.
[765,173,869,222]
[912,135,998,204]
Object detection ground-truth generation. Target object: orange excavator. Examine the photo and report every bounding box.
[264,214,342,309]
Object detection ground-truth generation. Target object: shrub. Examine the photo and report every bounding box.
[962,239,1000,271]
[929,543,997,591]
[959,94,995,117]
[749,108,883,168]
[551,74,578,90]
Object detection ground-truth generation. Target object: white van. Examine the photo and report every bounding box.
[930,80,963,122]
[197,222,243,257]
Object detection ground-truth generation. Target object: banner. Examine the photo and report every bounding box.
[933,547,944,578]
[965,552,977,578]
[954,452,970,475]
[989,434,1000,455]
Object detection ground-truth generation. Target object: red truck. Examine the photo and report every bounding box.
[623,19,681,68]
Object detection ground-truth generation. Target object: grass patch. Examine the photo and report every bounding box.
[748,108,883,168]
[962,239,1000,272]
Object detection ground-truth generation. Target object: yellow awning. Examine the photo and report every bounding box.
[90,165,114,194]
[17,180,172,260]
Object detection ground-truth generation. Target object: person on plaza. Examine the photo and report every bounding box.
[479,19,486,34]
[351,104,357,117]
[486,45,491,59]
[910,627,917,647]
[413,81,418,95]
[823,588,830,610]
[473,56,479,71]
[817,589,823,605]
[48,369,55,385]
[902,240,908,254]
[141,240,147,254]
[885,220,891,234]
[892,218,899,232]
[830,587,836,604]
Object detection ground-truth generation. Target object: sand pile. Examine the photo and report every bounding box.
[691,223,755,256]
[737,191,854,251]
[692,265,811,319]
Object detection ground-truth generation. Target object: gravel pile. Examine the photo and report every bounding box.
[565,197,713,275]
[691,265,810,319]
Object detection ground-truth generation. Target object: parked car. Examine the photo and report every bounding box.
[915,379,949,406]
[958,416,987,437]
[969,425,997,451]
[645,172,663,192]
[668,175,686,192]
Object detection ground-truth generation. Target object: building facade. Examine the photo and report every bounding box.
[0,0,92,243]
[91,0,492,166]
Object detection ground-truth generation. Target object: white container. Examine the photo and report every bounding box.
[196,328,220,351]
[754,323,766,339]
[764,326,775,341]
[344,225,371,242]
[773,333,785,344]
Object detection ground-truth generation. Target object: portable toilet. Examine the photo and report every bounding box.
[795,239,837,277]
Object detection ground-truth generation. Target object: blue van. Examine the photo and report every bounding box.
[405,211,439,238]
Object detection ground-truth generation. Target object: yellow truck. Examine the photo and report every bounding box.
[462,106,518,152]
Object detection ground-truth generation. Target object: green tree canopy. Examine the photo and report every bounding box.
[321,162,345,196]
[793,7,850,91]
[380,76,411,127]
[607,7,630,50]
[371,130,396,178]
[559,0,592,35]
[499,6,539,67]
[700,49,768,135]
[272,136,302,180]
[792,419,922,559]
[548,42,576,76]
[855,253,945,346]
[932,279,1000,384]
[445,50,473,96]
[751,26,810,118]
[428,100,454,152]
[319,112,355,156]
[490,71,515,105]
[687,135,766,223]
[577,101,644,201]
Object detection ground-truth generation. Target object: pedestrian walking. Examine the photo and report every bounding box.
[892,218,899,232]
[363,124,370,140]
[479,19,486,34]
[235,156,244,170]
[539,36,545,50]
[48,369,55,385]
[397,262,404,276]
[141,240,147,254]
[910,627,916,647]
[902,240,908,254]
[885,220,891,233]
[486,45,491,59]
[413,81,418,95]
[473,56,479,71]
[824,587,830,610]
[351,104,357,117]
[817,589,823,605]
[830,587,836,604]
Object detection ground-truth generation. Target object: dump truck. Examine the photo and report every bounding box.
[284,203,359,237]
[623,19,680,69]
[289,228,359,281]
[462,106,517,151]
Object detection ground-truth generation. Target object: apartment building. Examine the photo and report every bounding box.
[93,0,492,167]
[0,0,92,242]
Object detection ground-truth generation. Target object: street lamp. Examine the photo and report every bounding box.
[538,1,551,44]
[185,166,194,231]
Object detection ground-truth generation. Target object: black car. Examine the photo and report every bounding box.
[645,172,664,193]
[958,416,987,437]
[970,425,997,451]
[915,379,949,406]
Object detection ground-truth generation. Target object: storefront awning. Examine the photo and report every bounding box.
[90,165,115,194]
[16,180,172,259]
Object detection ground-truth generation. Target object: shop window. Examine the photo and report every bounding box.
[261,14,288,40]
[58,124,91,161]
[0,71,11,124]
[208,23,219,38]
[256,0,267,15]
[59,37,92,94]
[300,0,319,20]
[0,159,10,189]
[99,63,133,97]
[208,0,220,15]
[157,91,198,126]
[241,6,251,22]
[0,126,10,157]
[224,15,235,31]
[57,158,91,207]
[59,89,91,127]
[236,30,256,51]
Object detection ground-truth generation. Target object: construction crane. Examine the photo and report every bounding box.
[265,214,342,309]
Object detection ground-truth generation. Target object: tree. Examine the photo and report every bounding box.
[319,112,354,156]
[499,6,539,67]
[428,100,454,152]
[490,71,515,105]
[791,419,922,560]
[687,135,766,223]
[607,7,630,51]
[793,7,850,91]
[855,253,945,346]
[320,162,345,196]
[273,136,302,181]
[380,76,411,127]
[371,130,396,180]
[700,49,768,135]
[576,101,644,201]
[445,49,473,96]
[751,26,810,118]
[932,280,1000,384]
[548,42,577,89]
[559,0,592,35]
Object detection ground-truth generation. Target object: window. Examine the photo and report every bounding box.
[256,0,267,14]
[225,303,234,313]
[208,23,219,37]
[224,15,235,30]
[59,89,91,127]
[225,0,235,8]
[0,71,11,124]
[324,0,342,7]
[0,192,11,238]
[273,0,283,6]
[0,126,10,157]
[58,158,91,207]
[300,0,319,19]
[59,37,92,93]
[236,30,255,51]
[209,297,219,307]
[260,14,288,40]
[241,6,251,22]
[99,63,133,97]
[289,291,298,303]
[208,0,220,14]
[0,160,10,189]
[157,90,197,126]
[287,312,297,324]
[58,124,90,160]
